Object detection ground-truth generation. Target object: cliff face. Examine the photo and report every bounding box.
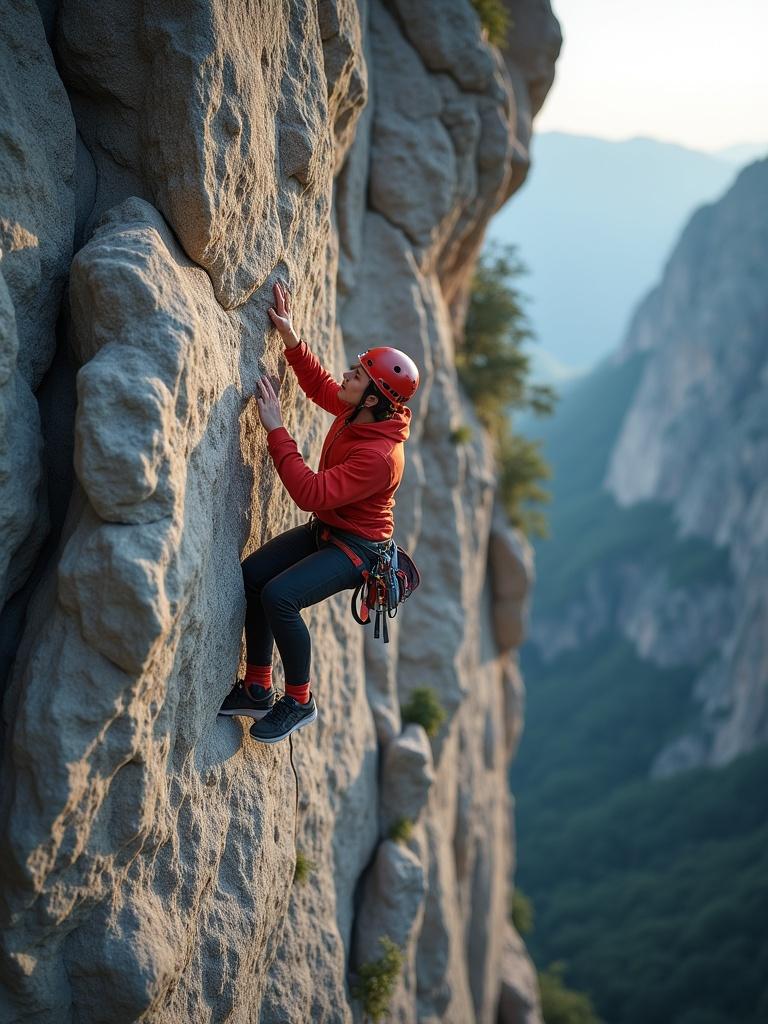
[605,159,768,772]
[0,2,559,1022]
[528,159,768,777]
[513,158,768,1024]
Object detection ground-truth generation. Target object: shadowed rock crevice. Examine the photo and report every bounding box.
[0,305,78,720]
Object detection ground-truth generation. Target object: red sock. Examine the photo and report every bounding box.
[285,681,310,704]
[245,664,272,692]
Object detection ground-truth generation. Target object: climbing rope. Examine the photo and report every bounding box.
[288,732,300,846]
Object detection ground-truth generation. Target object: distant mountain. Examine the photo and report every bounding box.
[714,141,768,164]
[513,160,768,1024]
[526,345,585,387]
[487,132,743,374]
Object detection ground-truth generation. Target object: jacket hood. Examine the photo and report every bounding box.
[344,405,411,443]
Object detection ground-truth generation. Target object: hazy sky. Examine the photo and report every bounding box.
[537,0,768,152]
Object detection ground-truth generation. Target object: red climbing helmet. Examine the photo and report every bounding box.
[357,347,420,405]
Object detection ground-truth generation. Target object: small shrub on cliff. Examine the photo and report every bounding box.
[352,936,404,1023]
[293,849,316,885]
[497,431,552,539]
[471,0,510,46]
[457,243,556,536]
[388,817,414,844]
[450,424,474,445]
[538,963,601,1024]
[510,886,534,935]
[401,688,446,738]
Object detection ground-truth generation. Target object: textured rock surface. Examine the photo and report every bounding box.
[489,509,534,654]
[56,0,362,309]
[379,725,435,834]
[497,923,543,1024]
[353,837,427,1020]
[0,0,75,386]
[0,0,558,1020]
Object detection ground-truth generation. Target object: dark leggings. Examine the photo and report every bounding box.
[241,522,369,685]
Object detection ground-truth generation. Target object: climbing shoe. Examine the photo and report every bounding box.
[218,680,275,720]
[249,693,318,744]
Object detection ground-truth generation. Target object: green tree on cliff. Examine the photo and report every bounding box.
[457,244,555,536]
[471,0,510,45]
[539,963,602,1024]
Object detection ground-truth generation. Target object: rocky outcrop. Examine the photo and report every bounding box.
[529,160,768,777]
[0,1,559,1021]
[605,159,768,772]
[497,924,543,1024]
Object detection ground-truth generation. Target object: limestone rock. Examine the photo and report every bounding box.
[0,268,43,608]
[391,0,495,92]
[1,197,284,1018]
[489,510,535,653]
[317,0,368,170]
[57,0,360,309]
[528,565,612,664]
[1,192,382,1021]
[368,2,456,251]
[616,565,734,669]
[0,0,76,387]
[606,161,768,549]
[353,838,426,989]
[0,0,75,626]
[497,923,543,1024]
[528,159,768,779]
[502,0,563,116]
[364,624,404,745]
[380,724,436,833]
[337,12,534,990]
[501,657,526,762]
[604,160,768,769]
[0,0,559,1019]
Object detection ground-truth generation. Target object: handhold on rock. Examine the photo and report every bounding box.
[280,124,315,185]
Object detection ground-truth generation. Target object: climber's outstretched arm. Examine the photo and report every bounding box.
[255,375,389,511]
[267,282,348,416]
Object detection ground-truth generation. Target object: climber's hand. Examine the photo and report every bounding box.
[268,281,299,348]
[255,374,284,432]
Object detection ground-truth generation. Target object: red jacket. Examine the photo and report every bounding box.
[266,341,411,540]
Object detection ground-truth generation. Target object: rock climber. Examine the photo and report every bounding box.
[218,281,419,743]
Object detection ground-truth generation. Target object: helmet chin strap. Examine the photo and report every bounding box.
[347,396,370,424]
[347,382,396,423]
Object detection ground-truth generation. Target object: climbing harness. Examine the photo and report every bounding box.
[308,515,420,644]
[350,543,420,643]
[317,524,366,568]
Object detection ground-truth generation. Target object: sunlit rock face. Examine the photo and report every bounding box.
[0,0,559,1020]
[605,159,768,772]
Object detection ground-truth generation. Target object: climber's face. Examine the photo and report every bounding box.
[339,362,374,407]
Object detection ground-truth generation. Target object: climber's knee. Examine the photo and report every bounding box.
[261,577,297,618]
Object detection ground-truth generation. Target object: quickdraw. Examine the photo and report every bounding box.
[351,544,420,643]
